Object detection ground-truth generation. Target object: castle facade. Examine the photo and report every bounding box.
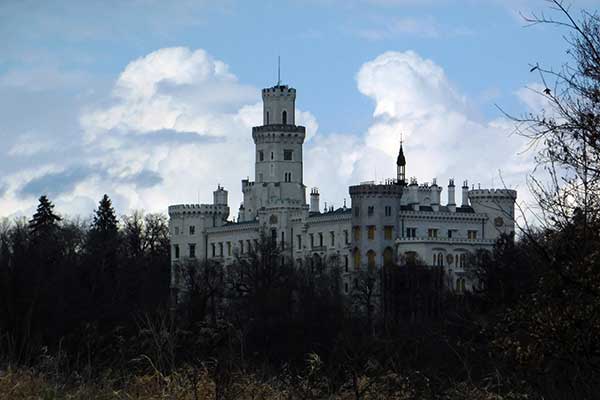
[168,82,516,295]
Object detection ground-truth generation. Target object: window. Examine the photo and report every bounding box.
[281,231,285,249]
[459,254,466,267]
[211,243,216,257]
[219,242,223,256]
[284,172,292,182]
[266,111,269,124]
[344,255,349,272]
[330,231,335,247]
[319,232,323,247]
[271,228,277,243]
[385,206,392,216]
[367,206,374,216]
[258,150,264,161]
[468,230,477,240]
[227,242,232,256]
[247,240,252,252]
[239,240,244,254]
[174,244,180,259]
[438,252,444,266]
[344,230,349,244]
[271,151,274,160]
[384,226,393,240]
[345,282,349,293]
[353,248,361,270]
[174,227,179,235]
[353,226,361,240]
[284,149,293,160]
[282,110,287,124]
[406,228,417,238]
[367,250,376,270]
[189,225,195,235]
[297,234,302,250]
[310,233,314,248]
[367,226,375,240]
[189,243,196,258]
[428,229,438,238]
[448,229,453,239]
[354,206,360,217]
[383,247,393,266]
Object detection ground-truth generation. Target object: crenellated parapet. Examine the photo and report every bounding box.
[252,124,306,144]
[168,203,230,218]
[468,188,517,200]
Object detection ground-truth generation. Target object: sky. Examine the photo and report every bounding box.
[0,0,598,220]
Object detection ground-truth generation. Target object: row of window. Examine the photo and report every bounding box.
[353,205,394,217]
[300,230,351,250]
[173,225,195,236]
[265,110,288,125]
[352,226,478,241]
[352,225,395,241]
[172,239,259,260]
[432,252,467,267]
[258,149,294,162]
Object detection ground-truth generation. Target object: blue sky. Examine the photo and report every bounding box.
[0,0,598,219]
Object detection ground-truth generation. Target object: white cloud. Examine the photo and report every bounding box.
[306,51,532,213]
[0,47,531,222]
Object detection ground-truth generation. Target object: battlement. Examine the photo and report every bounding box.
[168,203,230,216]
[262,85,296,97]
[349,182,404,197]
[468,189,517,200]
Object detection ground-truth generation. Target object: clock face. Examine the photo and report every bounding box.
[494,217,504,227]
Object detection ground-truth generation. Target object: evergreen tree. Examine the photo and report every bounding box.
[88,194,119,248]
[28,195,61,241]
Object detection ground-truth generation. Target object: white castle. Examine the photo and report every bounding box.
[168,81,516,295]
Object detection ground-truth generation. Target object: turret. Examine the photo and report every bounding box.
[461,180,469,207]
[213,184,228,206]
[447,179,456,212]
[310,187,320,213]
[262,85,296,125]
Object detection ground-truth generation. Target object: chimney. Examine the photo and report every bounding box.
[409,178,419,210]
[310,188,320,213]
[431,178,440,212]
[461,180,469,207]
[447,179,456,212]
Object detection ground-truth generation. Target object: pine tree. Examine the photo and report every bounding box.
[89,194,119,246]
[29,195,61,241]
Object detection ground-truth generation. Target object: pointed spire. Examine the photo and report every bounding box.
[396,134,406,166]
[277,55,281,86]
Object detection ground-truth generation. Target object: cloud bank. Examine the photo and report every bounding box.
[0,47,529,220]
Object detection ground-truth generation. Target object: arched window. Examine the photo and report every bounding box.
[459,253,466,267]
[353,248,361,270]
[432,254,437,266]
[367,250,376,270]
[438,252,444,267]
[282,110,287,125]
[383,247,394,266]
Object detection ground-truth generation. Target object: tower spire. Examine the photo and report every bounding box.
[277,55,281,86]
[396,132,406,185]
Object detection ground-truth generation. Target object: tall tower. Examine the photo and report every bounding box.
[396,140,406,185]
[249,83,306,209]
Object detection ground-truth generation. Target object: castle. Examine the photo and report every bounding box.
[168,81,516,295]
